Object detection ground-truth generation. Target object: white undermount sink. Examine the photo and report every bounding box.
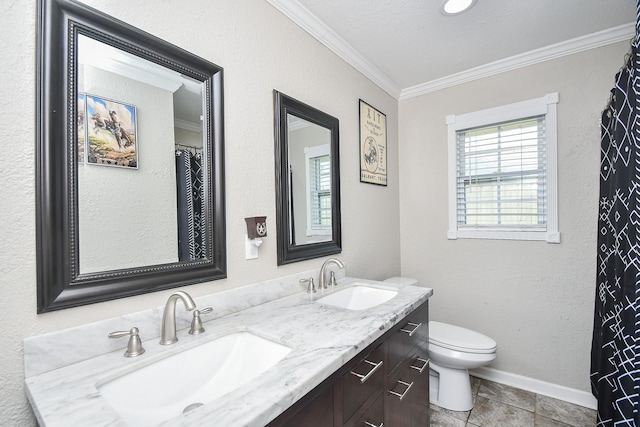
[316,284,398,310]
[97,330,291,426]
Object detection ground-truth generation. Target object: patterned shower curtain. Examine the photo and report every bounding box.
[175,148,207,261]
[590,4,640,425]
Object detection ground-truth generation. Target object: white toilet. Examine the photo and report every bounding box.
[381,277,497,412]
[429,321,497,411]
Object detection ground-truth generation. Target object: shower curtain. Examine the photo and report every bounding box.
[176,148,207,261]
[590,5,640,425]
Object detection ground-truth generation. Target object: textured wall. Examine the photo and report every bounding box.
[0,0,399,425]
[398,41,630,393]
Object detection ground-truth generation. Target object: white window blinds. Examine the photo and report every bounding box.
[456,116,546,229]
[447,93,559,242]
[309,154,332,229]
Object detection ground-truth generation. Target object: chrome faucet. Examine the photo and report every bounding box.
[160,291,196,345]
[319,258,345,290]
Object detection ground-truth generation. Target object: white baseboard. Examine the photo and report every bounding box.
[470,367,597,410]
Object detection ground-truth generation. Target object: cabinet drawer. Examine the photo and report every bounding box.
[408,351,430,420]
[350,392,384,427]
[388,305,428,373]
[385,352,430,427]
[341,344,385,423]
[410,355,430,427]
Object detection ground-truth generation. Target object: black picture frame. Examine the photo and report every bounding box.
[359,99,388,186]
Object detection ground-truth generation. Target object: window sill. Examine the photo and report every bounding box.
[447,229,561,243]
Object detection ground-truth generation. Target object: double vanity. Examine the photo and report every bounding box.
[30,2,433,425]
[25,272,432,426]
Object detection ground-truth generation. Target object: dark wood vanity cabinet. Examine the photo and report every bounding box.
[277,386,335,427]
[268,301,430,427]
[385,304,430,427]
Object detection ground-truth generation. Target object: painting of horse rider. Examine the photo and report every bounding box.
[84,94,138,169]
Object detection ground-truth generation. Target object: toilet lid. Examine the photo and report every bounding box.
[429,321,497,354]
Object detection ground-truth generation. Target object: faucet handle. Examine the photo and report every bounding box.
[109,327,145,358]
[329,271,338,288]
[300,277,316,293]
[189,307,213,335]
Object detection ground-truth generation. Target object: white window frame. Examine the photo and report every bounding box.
[446,93,560,243]
[305,144,332,238]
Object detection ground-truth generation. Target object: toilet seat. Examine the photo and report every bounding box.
[429,321,496,354]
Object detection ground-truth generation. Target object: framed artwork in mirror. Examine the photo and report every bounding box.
[84,94,138,168]
[359,99,387,186]
[78,93,86,164]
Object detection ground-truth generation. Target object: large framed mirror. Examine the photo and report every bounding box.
[36,0,226,313]
[274,91,341,265]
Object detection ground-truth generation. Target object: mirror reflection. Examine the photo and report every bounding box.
[36,0,226,313]
[76,35,207,273]
[273,91,341,265]
[287,114,332,246]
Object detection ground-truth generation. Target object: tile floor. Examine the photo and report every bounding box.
[430,376,597,427]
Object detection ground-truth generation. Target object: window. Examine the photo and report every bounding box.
[305,145,332,239]
[447,93,560,243]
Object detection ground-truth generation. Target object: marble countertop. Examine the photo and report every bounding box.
[25,276,432,427]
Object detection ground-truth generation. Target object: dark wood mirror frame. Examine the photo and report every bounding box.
[273,91,341,265]
[36,0,226,313]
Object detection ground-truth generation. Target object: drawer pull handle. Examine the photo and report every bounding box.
[400,322,422,337]
[389,380,414,401]
[410,357,429,374]
[350,359,384,384]
[364,421,384,427]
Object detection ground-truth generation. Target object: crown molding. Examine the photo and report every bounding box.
[265,0,402,99]
[265,0,633,102]
[174,118,203,133]
[79,36,184,93]
[400,22,635,100]
[287,115,312,131]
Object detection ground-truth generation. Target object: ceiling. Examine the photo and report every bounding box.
[266,0,635,99]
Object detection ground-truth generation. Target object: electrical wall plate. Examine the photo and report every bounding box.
[245,235,262,260]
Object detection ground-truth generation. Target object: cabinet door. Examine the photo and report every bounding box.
[278,386,334,427]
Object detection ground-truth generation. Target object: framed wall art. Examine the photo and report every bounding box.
[359,99,387,186]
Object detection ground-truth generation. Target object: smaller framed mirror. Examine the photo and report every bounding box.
[274,91,341,265]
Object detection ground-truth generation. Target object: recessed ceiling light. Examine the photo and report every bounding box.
[440,0,476,15]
